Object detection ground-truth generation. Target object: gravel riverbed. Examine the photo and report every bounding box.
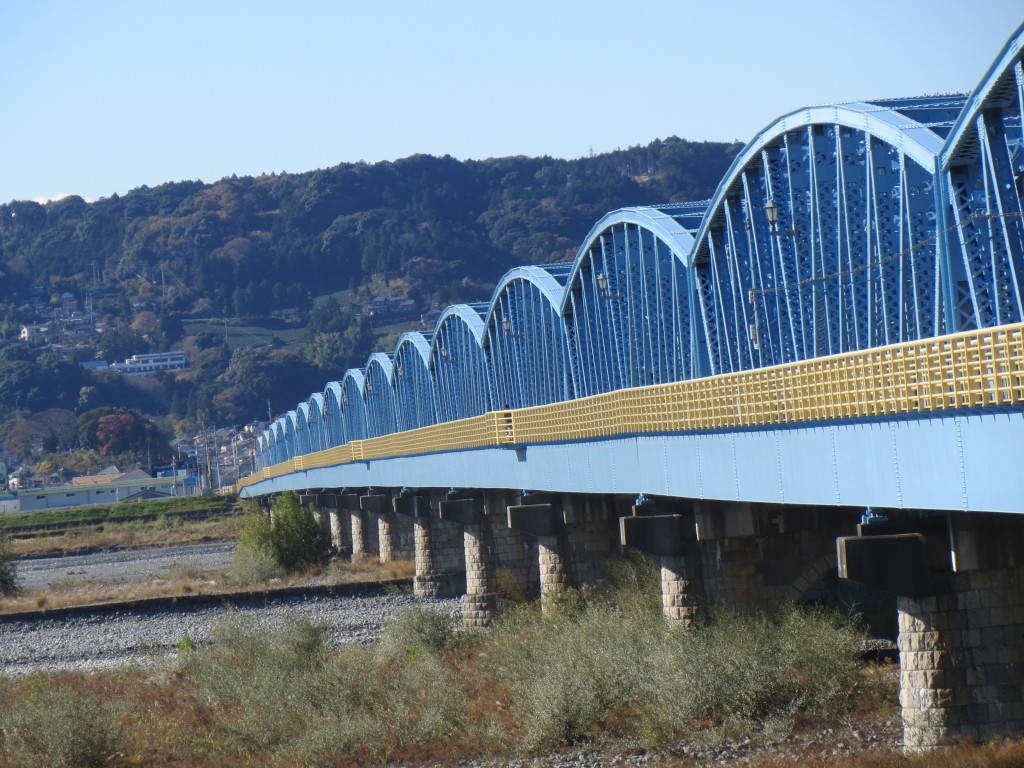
[16,541,237,590]
[4,542,459,675]
[0,589,462,675]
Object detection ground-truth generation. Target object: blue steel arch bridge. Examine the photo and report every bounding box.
[242,23,1024,517]
[240,25,1024,748]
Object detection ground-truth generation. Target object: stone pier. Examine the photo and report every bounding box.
[840,512,1024,749]
[378,509,397,563]
[329,505,349,554]
[507,495,571,613]
[620,503,704,627]
[440,494,497,627]
[358,493,385,559]
[398,493,465,598]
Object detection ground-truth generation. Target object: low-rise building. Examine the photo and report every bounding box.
[18,324,48,343]
[109,351,188,376]
[18,466,196,512]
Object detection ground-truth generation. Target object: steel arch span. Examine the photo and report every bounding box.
[432,304,492,423]
[940,24,1024,332]
[690,99,964,376]
[563,204,707,397]
[484,264,573,409]
[393,332,436,432]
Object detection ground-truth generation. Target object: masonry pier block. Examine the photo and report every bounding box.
[439,495,497,627]
[403,494,464,599]
[508,497,568,613]
[839,513,1024,750]
[439,497,484,526]
[507,503,562,537]
[377,509,397,563]
[620,514,692,557]
[621,511,703,626]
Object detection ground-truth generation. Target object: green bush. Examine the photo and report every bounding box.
[229,541,284,585]
[231,491,329,580]
[269,492,330,570]
[0,532,18,597]
[376,606,458,663]
[0,680,124,768]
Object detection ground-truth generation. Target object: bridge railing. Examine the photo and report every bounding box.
[239,323,1024,492]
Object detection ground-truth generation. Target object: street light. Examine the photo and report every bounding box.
[501,315,511,335]
[764,198,795,237]
[594,271,620,301]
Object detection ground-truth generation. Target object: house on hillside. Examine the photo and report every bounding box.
[18,324,48,344]
[366,297,418,323]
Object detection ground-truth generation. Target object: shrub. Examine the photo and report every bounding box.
[483,595,864,748]
[639,606,864,737]
[230,539,284,585]
[0,679,123,767]
[0,532,18,597]
[230,492,329,579]
[269,492,330,570]
[182,612,465,763]
[376,606,458,662]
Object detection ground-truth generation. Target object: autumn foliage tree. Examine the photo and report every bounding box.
[95,412,141,456]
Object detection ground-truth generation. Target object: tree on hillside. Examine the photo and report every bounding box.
[78,407,168,461]
[2,409,78,463]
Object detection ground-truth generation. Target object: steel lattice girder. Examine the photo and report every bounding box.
[394,332,437,431]
[306,394,326,453]
[340,370,368,443]
[941,26,1024,330]
[432,304,492,422]
[484,265,572,409]
[323,382,345,447]
[364,353,398,438]
[563,207,704,396]
[690,103,952,375]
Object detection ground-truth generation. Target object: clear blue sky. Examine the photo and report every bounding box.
[1,1,1021,205]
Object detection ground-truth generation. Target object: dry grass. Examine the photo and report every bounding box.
[10,517,242,558]
[0,579,1021,767]
[329,556,415,583]
[0,556,415,615]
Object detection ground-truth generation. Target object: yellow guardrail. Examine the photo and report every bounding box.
[237,322,1024,491]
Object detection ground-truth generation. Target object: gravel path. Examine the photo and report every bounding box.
[16,541,236,590]
[0,589,461,675]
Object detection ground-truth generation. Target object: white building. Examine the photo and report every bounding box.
[110,351,188,376]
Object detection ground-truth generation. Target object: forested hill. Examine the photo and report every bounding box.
[0,137,739,448]
[0,137,738,315]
